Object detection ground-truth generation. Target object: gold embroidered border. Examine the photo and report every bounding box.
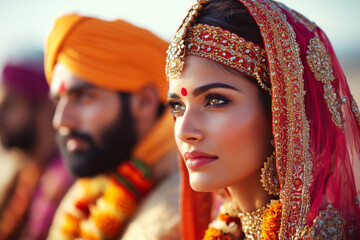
[239,0,312,239]
[185,24,270,91]
[165,0,209,79]
[306,36,343,129]
[351,95,360,126]
[300,204,346,240]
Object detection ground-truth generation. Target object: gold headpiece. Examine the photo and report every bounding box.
[166,0,209,78]
[165,0,271,93]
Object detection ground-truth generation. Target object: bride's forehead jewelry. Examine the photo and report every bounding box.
[185,24,270,92]
[166,1,270,93]
[166,0,209,79]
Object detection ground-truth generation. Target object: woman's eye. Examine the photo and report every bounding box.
[205,94,230,107]
[168,101,185,117]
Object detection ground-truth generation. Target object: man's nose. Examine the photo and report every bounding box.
[52,99,77,132]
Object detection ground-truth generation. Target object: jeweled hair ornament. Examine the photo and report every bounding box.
[165,0,271,93]
[166,0,209,78]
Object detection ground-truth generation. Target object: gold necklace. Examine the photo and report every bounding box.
[238,203,270,240]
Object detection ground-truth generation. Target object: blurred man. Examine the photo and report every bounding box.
[0,50,74,240]
[45,14,179,240]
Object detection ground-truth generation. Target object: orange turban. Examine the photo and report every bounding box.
[45,14,169,102]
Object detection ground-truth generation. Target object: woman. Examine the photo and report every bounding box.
[166,0,360,239]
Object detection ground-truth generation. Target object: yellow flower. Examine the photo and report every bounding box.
[103,182,137,216]
[60,212,80,236]
[218,213,230,222]
[204,227,232,240]
[261,200,282,240]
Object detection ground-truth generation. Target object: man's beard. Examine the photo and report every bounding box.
[56,94,138,177]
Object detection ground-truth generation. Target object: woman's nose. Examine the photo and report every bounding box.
[175,108,204,143]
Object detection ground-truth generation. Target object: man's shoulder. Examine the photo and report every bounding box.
[120,171,180,240]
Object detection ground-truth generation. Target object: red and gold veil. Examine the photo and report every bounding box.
[166,0,360,239]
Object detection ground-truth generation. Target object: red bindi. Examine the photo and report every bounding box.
[181,88,187,96]
[58,81,66,94]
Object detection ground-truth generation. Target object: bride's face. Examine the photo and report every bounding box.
[168,56,273,192]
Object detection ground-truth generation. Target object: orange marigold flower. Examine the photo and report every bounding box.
[60,212,80,236]
[218,213,230,222]
[75,199,92,215]
[218,213,240,226]
[103,183,137,216]
[204,227,232,240]
[261,200,282,240]
[79,229,102,240]
[92,211,123,239]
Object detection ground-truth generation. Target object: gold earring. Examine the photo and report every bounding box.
[260,152,280,196]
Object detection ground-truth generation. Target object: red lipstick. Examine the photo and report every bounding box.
[184,151,218,169]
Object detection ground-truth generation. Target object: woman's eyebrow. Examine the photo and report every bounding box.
[193,83,240,97]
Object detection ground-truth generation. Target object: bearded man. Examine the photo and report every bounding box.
[45,14,180,240]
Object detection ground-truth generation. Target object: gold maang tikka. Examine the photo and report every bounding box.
[165,0,271,94]
[165,0,209,79]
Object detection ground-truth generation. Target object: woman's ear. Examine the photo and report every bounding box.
[130,84,160,138]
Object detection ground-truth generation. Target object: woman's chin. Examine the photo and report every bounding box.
[189,173,225,192]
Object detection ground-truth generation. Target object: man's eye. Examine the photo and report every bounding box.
[167,101,185,117]
[77,92,94,103]
[205,94,230,107]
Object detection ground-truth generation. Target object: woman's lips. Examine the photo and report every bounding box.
[184,151,218,169]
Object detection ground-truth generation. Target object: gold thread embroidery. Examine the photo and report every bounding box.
[239,0,312,238]
[300,205,346,240]
[185,24,270,92]
[165,0,209,79]
[306,36,343,129]
[351,95,360,126]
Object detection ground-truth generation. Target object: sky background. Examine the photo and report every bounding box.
[0,0,359,99]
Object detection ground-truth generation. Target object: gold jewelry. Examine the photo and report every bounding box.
[166,0,209,78]
[260,152,280,196]
[185,24,270,92]
[166,20,271,93]
[306,35,342,129]
[238,203,271,240]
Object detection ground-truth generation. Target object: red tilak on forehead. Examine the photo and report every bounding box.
[181,88,187,96]
[58,80,66,94]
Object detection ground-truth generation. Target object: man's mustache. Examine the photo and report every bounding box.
[56,131,94,145]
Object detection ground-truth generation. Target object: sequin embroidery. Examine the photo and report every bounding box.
[300,205,346,240]
[306,36,342,129]
[239,0,312,238]
[351,96,360,126]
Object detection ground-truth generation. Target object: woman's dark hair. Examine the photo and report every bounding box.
[194,0,272,120]
[195,0,264,47]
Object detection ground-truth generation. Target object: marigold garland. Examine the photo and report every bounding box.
[56,158,153,240]
[260,200,282,240]
[61,212,81,235]
[203,200,282,240]
[203,202,242,240]
[204,227,232,240]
